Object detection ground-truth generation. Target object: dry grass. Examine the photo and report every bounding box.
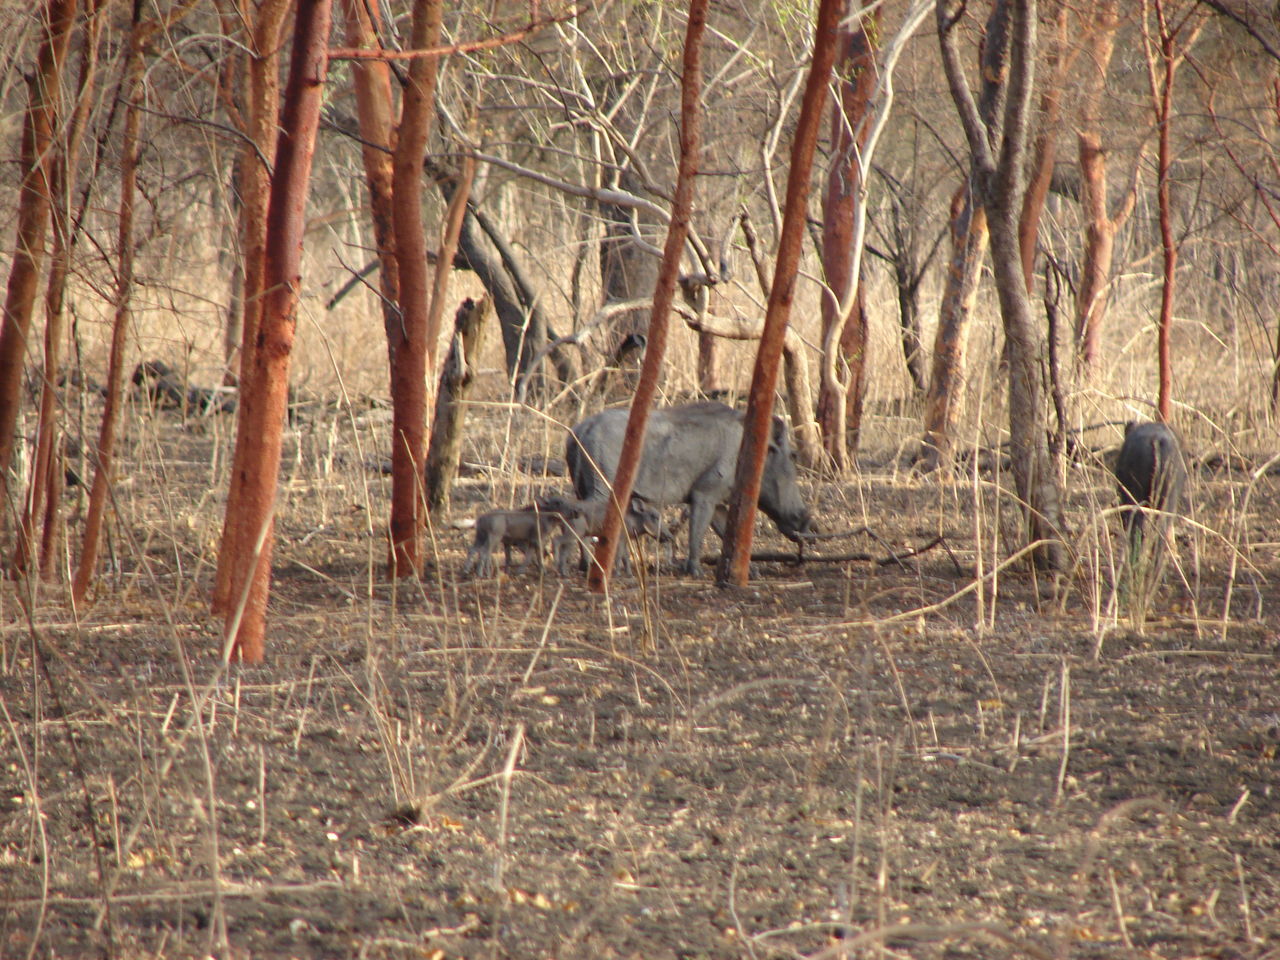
[0,393,1276,957]
[1,239,1278,958]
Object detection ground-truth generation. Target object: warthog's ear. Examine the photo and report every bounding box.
[768,416,788,450]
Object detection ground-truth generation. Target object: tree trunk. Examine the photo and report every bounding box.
[1017,0,1075,290]
[1153,0,1177,422]
[1076,123,1118,366]
[72,17,145,604]
[212,0,288,615]
[218,0,332,662]
[425,297,489,512]
[718,0,842,586]
[588,0,707,591]
[14,0,101,580]
[225,0,289,387]
[697,331,720,395]
[0,0,77,516]
[893,252,928,397]
[920,184,988,468]
[939,0,1065,573]
[386,0,442,577]
[816,2,879,470]
[1075,0,1128,367]
[341,0,400,350]
[920,0,1014,470]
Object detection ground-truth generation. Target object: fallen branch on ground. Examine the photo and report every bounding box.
[700,534,948,569]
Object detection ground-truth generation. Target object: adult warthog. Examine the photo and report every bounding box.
[1114,420,1187,548]
[566,401,813,575]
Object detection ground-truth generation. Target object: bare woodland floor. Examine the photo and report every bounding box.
[2,400,1279,959]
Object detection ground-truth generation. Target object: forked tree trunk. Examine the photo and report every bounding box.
[588,0,707,591]
[386,0,442,578]
[718,0,842,587]
[939,0,1066,573]
[72,19,146,604]
[816,3,879,470]
[218,0,332,662]
[920,0,1012,470]
[0,0,76,517]
[212,0,288,615]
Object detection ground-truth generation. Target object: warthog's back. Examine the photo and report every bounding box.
[566,401,743,506]
[1115,421,1187,539]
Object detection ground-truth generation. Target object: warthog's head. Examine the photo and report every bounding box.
[625,497,664,539]
[757,417,813,541]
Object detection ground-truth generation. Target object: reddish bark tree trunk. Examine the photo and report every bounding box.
[1153,0,1177,422]
[0,0,76,515]
[340,0,400,340]
[72,20,146,604]
[1075,0,1133,367]
[212,0,288,615]
[588,0,707,591]
[1017,0,1075,290]
[816,2,880,471]
[718,0,842,587]
[218,0,332,662]
[386,0,442,578]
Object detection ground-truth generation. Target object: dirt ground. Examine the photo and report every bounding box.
[2,399,1279,959]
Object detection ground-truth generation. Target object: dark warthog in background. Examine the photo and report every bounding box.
[566,401,812,575]
[1114,420,1187,546]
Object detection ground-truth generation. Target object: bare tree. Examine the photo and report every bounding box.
[340,0,400,348]
[1075,0,1142,367]
[588,0,707,591]
[212,0,290,617]
[919,2,1008,470]
[0,0,76,518]
[386,0,443,577]
[817,1,880,470]
[1144,0,1206,420]
[73,13,148,604]
[218,0,332,662]
[425,297,490,512]
[938,0,1066,572]
[13,0,102,580]
[1018,0,1079,290]
[718,0,844,586]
